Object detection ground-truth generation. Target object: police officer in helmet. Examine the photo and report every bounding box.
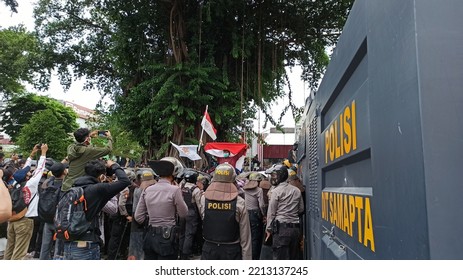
[200,163,251,260]
[134,157,188,260]
[179,168,202,259]
[265,164,304,260]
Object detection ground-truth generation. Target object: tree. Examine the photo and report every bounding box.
[34,0,354,156]
[86,110,144,163]
[16,109,72,159]
[0,26,50,97]
[0,93,78,141]
[1,0,18,13]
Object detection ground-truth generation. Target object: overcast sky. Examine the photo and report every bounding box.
[0,1,308,131]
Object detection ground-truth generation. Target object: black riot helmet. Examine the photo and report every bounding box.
[266,164,288,186]
[183,168,199,184]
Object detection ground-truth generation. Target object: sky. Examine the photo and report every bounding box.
[0,1,308,131]
[0,1,111,110]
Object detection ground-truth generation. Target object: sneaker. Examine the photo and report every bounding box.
[26,251,35,257]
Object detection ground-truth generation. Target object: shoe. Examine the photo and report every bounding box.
[26,251,35,257]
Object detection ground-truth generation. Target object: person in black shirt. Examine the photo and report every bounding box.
[62,159,130,260]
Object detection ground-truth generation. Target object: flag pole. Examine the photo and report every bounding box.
[198,105,208,151]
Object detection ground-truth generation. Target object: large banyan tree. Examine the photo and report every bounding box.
[33,0,353,158]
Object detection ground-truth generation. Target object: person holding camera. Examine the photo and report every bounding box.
[62,128,113,192]
[62,159,130,260]
[3,144,48,260]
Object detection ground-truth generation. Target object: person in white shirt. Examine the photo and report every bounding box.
[4,144,48,260]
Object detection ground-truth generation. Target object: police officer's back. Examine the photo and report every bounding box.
[265,164,304,260]
[179,168,202,259]
[134,158,187,260]
[199,163,252,260]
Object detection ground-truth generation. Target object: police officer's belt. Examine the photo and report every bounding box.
[148,225,174,239]
[279,223,299,228]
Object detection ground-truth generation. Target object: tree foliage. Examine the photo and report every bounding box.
[16,109,72,159]
[0,26,50,97]
[1,0,18,13]
[33,0,354,156]
[0,93,78,141]
[86,110,144,162]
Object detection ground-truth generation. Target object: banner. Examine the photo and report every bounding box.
[170,142,202,161]
[204,142,247,171]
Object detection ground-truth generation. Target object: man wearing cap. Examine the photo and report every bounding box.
[4,144,48,260]
[38,161,68,260]
[199,163,252,260]
[243,172,266,260]
[62,128,113,192]
[134,158,188,260]
[265,164,304,260]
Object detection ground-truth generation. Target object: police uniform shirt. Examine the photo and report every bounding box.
[199,195,252,260]
[266,182,304,231]
[134,178,188,227]
[243,187,266,216]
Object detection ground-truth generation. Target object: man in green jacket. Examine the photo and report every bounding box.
[62,128,113,191]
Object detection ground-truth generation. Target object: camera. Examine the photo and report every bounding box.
[36,144,42,149]
[98,130,108,137]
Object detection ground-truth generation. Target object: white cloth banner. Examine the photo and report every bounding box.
[170,142,202,161]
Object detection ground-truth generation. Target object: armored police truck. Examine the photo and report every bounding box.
[297,0,463,259]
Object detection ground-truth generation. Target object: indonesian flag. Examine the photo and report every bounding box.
[201,108,217,140]
[170,142,202,161]
[204,142,248,171]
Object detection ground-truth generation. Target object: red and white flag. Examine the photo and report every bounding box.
[201,108,217,140]
[204,142,248,171]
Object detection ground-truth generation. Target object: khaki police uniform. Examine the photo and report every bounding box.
[266,181,304,260]
[199,163,252,260]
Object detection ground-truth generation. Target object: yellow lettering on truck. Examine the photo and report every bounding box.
[321,191,375,252]
[324,100,357,164]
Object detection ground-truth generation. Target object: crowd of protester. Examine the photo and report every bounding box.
[0,128,305,260]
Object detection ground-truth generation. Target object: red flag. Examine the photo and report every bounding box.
[201,109,217,140]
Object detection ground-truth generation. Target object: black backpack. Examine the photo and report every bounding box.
[54,187,91,240]
[181,185,197,210]
[38,177,62,223]
[9,181,33,214]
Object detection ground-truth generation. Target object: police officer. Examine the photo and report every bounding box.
[179,168,202,259]
[134,157,188,260]
[243,172,266,260]
[200,163,252,260]
[265,164,304,260]
[128,169,157,260]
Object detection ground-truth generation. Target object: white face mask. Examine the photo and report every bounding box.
[98,174,107,182]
